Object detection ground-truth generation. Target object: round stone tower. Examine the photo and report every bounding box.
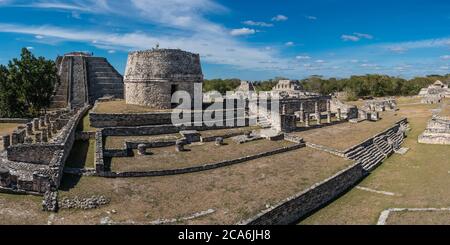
[124,49,204,109]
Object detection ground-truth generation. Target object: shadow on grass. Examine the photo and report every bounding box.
[59,174,82,191]
[65,140,94,169]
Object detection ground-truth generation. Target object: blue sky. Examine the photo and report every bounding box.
[0,0,449,80]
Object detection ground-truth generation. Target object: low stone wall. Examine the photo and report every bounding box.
[95,130,105,172]
[90,107,247,128]
[0,118,31,124]
[99,143,305,178]
[344,118,408,154]
[240,162,366,225]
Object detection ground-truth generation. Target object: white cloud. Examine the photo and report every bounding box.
[341,35,360,42]
[341,32,373,42]
[296,55,311,60]
[271,14,288,22]
[354,32,373,39]
[230,28,256,36]
[285,41,294,47]
[305,15,317,20]
[440,55,450,60]
[315,59,325,63]
[388,46,408,53]
[242,20,273,27]
[0,23,291,71]
[35,35,44,39]
[108,50,116,54]
[26,46,34,50]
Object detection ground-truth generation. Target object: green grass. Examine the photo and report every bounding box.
[300,102,450,225]
[76,112,95,132]
[65,139,95,169]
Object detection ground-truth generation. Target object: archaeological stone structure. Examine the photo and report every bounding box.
[419,80,450,104]
[0,46,413,224]
[52,52,124,109]
[124,49,204,109]
[418,116,450,145]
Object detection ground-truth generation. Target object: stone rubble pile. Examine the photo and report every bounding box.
[59,195,110,210]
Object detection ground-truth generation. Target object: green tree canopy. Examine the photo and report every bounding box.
[0,48,59,117]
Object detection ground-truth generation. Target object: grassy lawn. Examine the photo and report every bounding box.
[51,147,352,225]
[77,112,97,132]
[0,123,20,136]
[386,210,450,225]
[110,139,295,172]
[294,111,403,151]
[104,126,260,149]
[65,139,95,169]
[94,100,171,114]
[301,102,450,225]
[105,134,181,149]
[0,194,48,225]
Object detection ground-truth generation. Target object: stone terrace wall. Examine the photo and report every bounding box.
[0,118,30,124]
[241,162,366,225]
[99,144,305,178]
[90,107,247,128]
[7,107,90,165]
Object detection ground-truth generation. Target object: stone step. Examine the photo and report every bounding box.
[88,67,116,73]
[349,145,378,159]
[89,72,122,78]
[362,154,386,171]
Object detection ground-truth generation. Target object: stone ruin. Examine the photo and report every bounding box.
[419,80,450,104]
[124,49,204,109]
[0,107,88,197]
[418,115,450,145]
[364,98,398,112]
[52,52,124,109]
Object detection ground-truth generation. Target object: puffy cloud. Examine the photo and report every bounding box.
[271,14,288,22]
[285,41,294,47]
[341,34,360,42]
[230,28,256,36]
[296,55,311,60]
[242,20,273,27]
[440,55,450,60]
[341,32,373,42]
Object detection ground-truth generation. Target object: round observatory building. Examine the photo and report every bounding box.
[124,49,204,109]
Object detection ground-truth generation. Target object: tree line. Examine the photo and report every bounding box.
[0,48,58,118]
[204,74,449,101]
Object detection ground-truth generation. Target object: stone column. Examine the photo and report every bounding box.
[337,108,342,121]
[18,130,25,144]
[44,114,50,126]
[39,116,46,128]
[26,123,33,136]
[41,129,48,143]
[51,122,58,134]
[25,137,33,144]
[33,118,40,131]
[35,133,42,143]
[11,132,19,145]
[326,100,332,124]
[46,127,52,140]
[137,144,147,155]
[305,113,310,127]
[299,103,305,123]
[315,101,321,125]
[2,135,10,149]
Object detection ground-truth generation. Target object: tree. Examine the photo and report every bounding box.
[0,48,58,117]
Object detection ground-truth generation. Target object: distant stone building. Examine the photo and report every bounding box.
[52,52,124,109]
[124,49,204,109]
[419,80,450,104]
[271,80,319,98]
